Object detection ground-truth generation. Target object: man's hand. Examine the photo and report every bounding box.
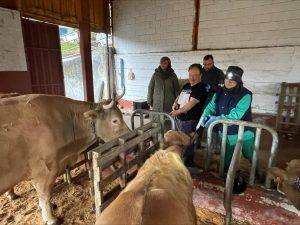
[172,103,178,111]
[170,109,181,117]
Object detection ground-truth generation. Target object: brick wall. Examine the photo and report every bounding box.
[113,0,300,114]
[198,0,300,49]
[113,0,194,54]
[0,7,27,71]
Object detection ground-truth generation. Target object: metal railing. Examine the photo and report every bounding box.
[205,119,279,225]
[131,109,175,139]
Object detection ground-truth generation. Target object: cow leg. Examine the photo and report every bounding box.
[5,188,19,200]
[32,176,60,225]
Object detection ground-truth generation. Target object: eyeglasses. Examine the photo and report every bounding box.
[203,62,213,67]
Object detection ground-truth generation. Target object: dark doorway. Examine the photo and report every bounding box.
[22,18,65,95]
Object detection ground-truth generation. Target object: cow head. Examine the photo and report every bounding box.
[160,130,191,156]
[84,100,130,142]
[268,159,300,210]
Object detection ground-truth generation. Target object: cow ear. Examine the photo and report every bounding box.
[84,110,98,121]
[160,141,170,150]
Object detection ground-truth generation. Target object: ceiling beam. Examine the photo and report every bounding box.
[0,0,18,10]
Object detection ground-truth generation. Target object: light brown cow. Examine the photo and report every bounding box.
[0,94,130,225]
[95,130,197,225]
[268,159,300,210]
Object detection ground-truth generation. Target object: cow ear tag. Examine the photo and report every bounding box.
[84,110,98,121]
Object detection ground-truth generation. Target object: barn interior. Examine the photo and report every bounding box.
[0,0,300,225]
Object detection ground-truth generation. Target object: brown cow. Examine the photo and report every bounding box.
[268,159,300,210]
[0,94,130,225]
[95,130,197,225]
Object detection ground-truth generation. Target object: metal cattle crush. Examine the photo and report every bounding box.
[205,119,279,225]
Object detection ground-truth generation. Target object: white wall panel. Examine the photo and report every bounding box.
[0,7,27,71]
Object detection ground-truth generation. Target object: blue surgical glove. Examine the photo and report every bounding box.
[196,116,207,130]
[204,116,220,128]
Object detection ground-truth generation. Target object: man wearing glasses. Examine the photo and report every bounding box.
[202,54,224,105]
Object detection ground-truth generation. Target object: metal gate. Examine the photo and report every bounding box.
[205,119,279,225]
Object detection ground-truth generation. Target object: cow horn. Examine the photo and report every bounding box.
[103,100,114,109]
[98,81,105,102]
[115,85,125,102]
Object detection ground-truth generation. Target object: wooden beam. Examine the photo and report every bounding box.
[192,0,200,50]
[77,0,94,102]
[0,0,18,10]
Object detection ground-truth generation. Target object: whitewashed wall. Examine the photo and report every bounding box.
[0,7,27,71]
[114,0,300,114]
[198,0,300,49]
[114,0,194,53]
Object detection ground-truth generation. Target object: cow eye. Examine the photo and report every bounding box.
[112,119,119,124]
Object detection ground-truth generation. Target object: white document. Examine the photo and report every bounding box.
[177,91,190,108]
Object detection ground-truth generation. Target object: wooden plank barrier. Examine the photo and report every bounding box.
[89,122,161,214]
[53,145,96,193]
[276,82,300,136]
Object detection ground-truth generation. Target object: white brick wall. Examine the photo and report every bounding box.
[116,46,300,114]
[0,7,27,71]
[199,0,300,49]
[113,0,300,114]
[113,0,195,54]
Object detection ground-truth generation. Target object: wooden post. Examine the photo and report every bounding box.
[93,151,103,215]
[192,0,200,50]
[137,130,145,168]
[77,0,94,102]
[118,138,127,188]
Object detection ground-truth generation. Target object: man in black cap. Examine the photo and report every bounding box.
[196,66,255,170]
[202,54,224,106]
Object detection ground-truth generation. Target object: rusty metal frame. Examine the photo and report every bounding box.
[131,109,176,138]
[206,119,279,225]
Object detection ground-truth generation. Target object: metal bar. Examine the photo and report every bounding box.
[249,128,262,186]
[265,130,279,188]
[205,124,213,171]
[204,118,279,225]
[64,167,72,185]
[206,118,278,185]
[130,109,175,131]
[219,124,228,176]
[224,139,243,225]
[160,114,165,138]
[140,112,144,127]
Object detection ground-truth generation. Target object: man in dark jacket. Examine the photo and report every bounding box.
[202,54,224,106]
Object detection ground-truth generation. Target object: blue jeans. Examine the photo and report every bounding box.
[177,120,198,133]
[177,119,198,167]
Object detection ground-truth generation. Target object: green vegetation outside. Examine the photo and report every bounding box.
[60,42,80,57]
